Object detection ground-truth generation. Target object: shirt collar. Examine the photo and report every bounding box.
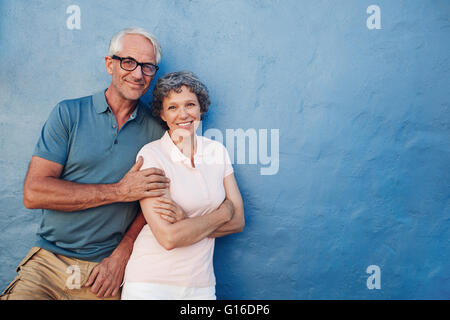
[92,90,110,114]
[92,89,145,123]
[160,131,203,168]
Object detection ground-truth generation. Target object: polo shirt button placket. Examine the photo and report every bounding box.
[113,127,118,145]
[111,123,117,150]
[109,109,118,149]
[111,122,117,149]
[194,169,209,201]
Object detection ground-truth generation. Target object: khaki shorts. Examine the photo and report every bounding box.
[0,247,120,300]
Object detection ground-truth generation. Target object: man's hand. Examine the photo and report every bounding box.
[117,156,170,202]
[84,244,131,298]
[152,197,187,223]
[83,213,146,298]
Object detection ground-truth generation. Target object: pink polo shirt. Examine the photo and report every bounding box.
[124,131,233,288]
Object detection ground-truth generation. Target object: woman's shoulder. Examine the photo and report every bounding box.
[198,135,227,150]
[137,138,166,170]
[197,135,231,161]
[138,138,164,157]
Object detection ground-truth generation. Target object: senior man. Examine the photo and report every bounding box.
[0,27,168,300]
[0,27,232,300]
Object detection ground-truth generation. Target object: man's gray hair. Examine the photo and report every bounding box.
[108,27,162,64]
[151,71,211,119]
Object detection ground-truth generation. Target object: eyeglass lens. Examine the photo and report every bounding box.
[121,58,156,76]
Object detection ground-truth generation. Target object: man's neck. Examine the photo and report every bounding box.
[105,86,139,130]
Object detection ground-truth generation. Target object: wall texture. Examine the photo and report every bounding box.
[0,0,449,299]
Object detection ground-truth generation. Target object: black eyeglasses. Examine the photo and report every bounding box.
[111,55,159,76]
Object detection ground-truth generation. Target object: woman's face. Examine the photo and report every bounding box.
[160,85,201,137]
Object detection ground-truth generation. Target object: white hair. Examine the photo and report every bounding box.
[108,27,162,64]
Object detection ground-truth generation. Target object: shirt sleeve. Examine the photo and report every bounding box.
[221,143,234,178]
[32,102,71,165]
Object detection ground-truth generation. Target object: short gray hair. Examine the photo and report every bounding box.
[151,71,211,119]
[108,27,162,64]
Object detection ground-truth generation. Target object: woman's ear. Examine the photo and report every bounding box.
[160,110,166,123]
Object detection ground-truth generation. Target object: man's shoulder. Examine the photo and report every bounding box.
[138,104,166,137]
[139,104,162,123]
[55,94,94,112]
[61,94,93,103]
[43,94,94,126]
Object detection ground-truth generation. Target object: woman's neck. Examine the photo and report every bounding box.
[169,131,197,167]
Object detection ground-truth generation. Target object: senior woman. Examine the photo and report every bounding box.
[121,71,245,300]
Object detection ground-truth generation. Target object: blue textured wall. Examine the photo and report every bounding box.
[0,0,449,299]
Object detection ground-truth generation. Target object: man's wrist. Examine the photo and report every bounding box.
[94,182,125,204]
[111,234,134,260]
[111,182,125,202]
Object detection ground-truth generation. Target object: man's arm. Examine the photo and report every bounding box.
[23,156,169,211]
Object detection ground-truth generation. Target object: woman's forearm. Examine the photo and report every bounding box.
[209,175,246,238]
[208,207,245,238]
[162,206,232,249]
[142,197,233,251]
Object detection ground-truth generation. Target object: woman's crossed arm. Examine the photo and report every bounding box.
[140,173,244,249]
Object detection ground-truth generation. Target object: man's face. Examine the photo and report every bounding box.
[106,34,156,102]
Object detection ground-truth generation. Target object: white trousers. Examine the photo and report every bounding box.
[121,282,216,300]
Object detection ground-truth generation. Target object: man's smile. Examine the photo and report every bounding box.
[125,79,145,88]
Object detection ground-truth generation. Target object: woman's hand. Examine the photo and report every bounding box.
[151,197,187,223]
[208,174,244,238]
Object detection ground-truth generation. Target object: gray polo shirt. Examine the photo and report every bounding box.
[33,90,165,262]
